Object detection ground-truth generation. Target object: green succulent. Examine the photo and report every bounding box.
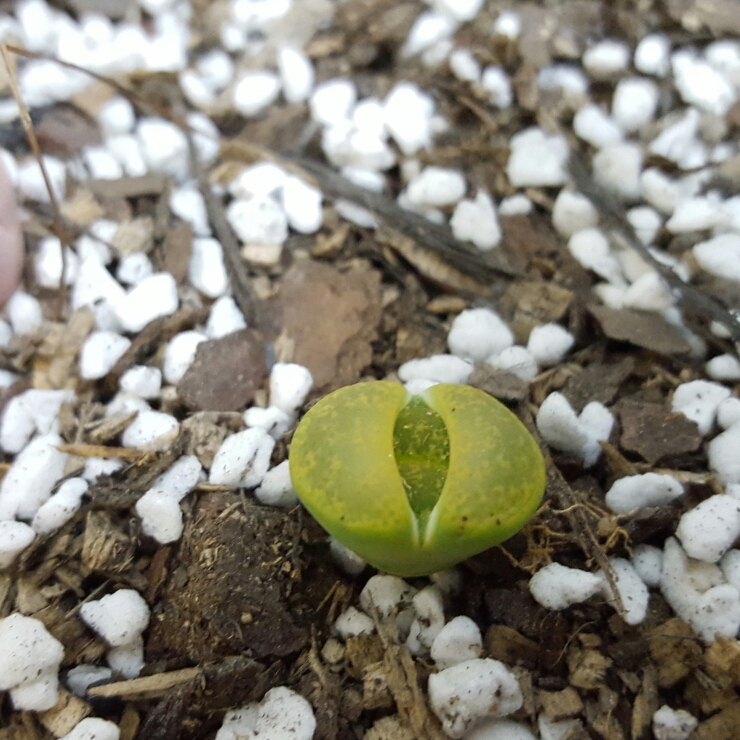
[289,381,546,576]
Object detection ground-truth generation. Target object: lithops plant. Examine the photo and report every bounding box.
[289,381,546,576]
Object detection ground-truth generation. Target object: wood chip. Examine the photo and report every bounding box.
[87,668,200,700]
[39,690,91,737]
[589,305,692,356]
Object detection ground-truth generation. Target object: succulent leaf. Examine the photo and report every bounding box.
[289,381,546,576]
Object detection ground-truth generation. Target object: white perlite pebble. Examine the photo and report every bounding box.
[107,636,145,679]
[430,616,482,670]
[0,388,75,454]
[120,366,162,399]
[406,586,445,655]
[593,143,643,201]
[0,614,64,711]
[215,687,316,740]
[59,718,120,740]
[649,108,701,167]
[80,589,149,647]
[449,48,481,83]
[661,537,740,642]
[0,521,36,568]
[65,665,113,697]
[163,331,207,384]
[487,346,538,383]
[507,128,568,187]
[72,258,125,312]
[652,705,698,740]
[79,331,131,380]
[573,104,623,149]
[282,176,323,234]
[428,659,523,739]
[0,434,68,521]
[711,425,740,486]
[406,166,466,208]
[107,393,150,419]
[83,146,123,180]
[552,190,598,237]
[311,79,356,127]
[721,550,740,592]
[671,379,730,436]
[116,273,179,333]
[360,574,416,619]
[243,406,292,439]
[676,494,740,562]
[209,428,275,488]
[612,77,660,132]
[383,82,434,156]
[635,34,671,77]
[605,473,684,514]
[334,606,375,639]
[6,291,43,335]
[398,354,473,385]
[694,233,740,283]
[632,544,664,588]
[116,253,153,286]
[538,716,580,740]
[136,490,184,543]
[269,363,313,416]
[207,296,247,339]
[227,197,289,246]
[35,237,79,288]
[32,477,89,535]
[706,354,740,381]
[626,206,662,246]
[480,66,512,109]
[329,538,367,576]
[232,72,281,117]
[448,308,513,363]
[17,156,66,203]
[401,11,455,59]
[83,458,124,483]
[230,165,284,200]
[469,720,537,740]
[536,392,613,467]
[672,50,737,116]
[98,96,135,136]
[718,397,740,430]
[278,47,314,104]
[122,411,179,451]
[170,185,210,237]
[568,227,623,282]
[498,194,531,216]
[583,39,630,78]
[136,118,188,181]
[255,461,298,508]
[527,324,574,367]
[598,557,649,625]
[450,191,501,251]
[666,197,721,233]
[529,562,602,610]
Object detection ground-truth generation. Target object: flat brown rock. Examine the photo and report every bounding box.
[177,329,267,412]
[588,305,692,356]
[277,259,383,390]
[562,357,634,412]
[618,400,702,465]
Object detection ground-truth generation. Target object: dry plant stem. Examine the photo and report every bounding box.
[294,156,521,280]
[197,176,257,325]
[1,43,70,300]
[57,443,146,460]
[87,668,201,700]
[570,155,740,345]
[517,402,627,620]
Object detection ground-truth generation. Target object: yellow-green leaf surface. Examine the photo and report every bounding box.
[289,381,546,576]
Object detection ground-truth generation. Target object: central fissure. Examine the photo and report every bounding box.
[392,395,450,538]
